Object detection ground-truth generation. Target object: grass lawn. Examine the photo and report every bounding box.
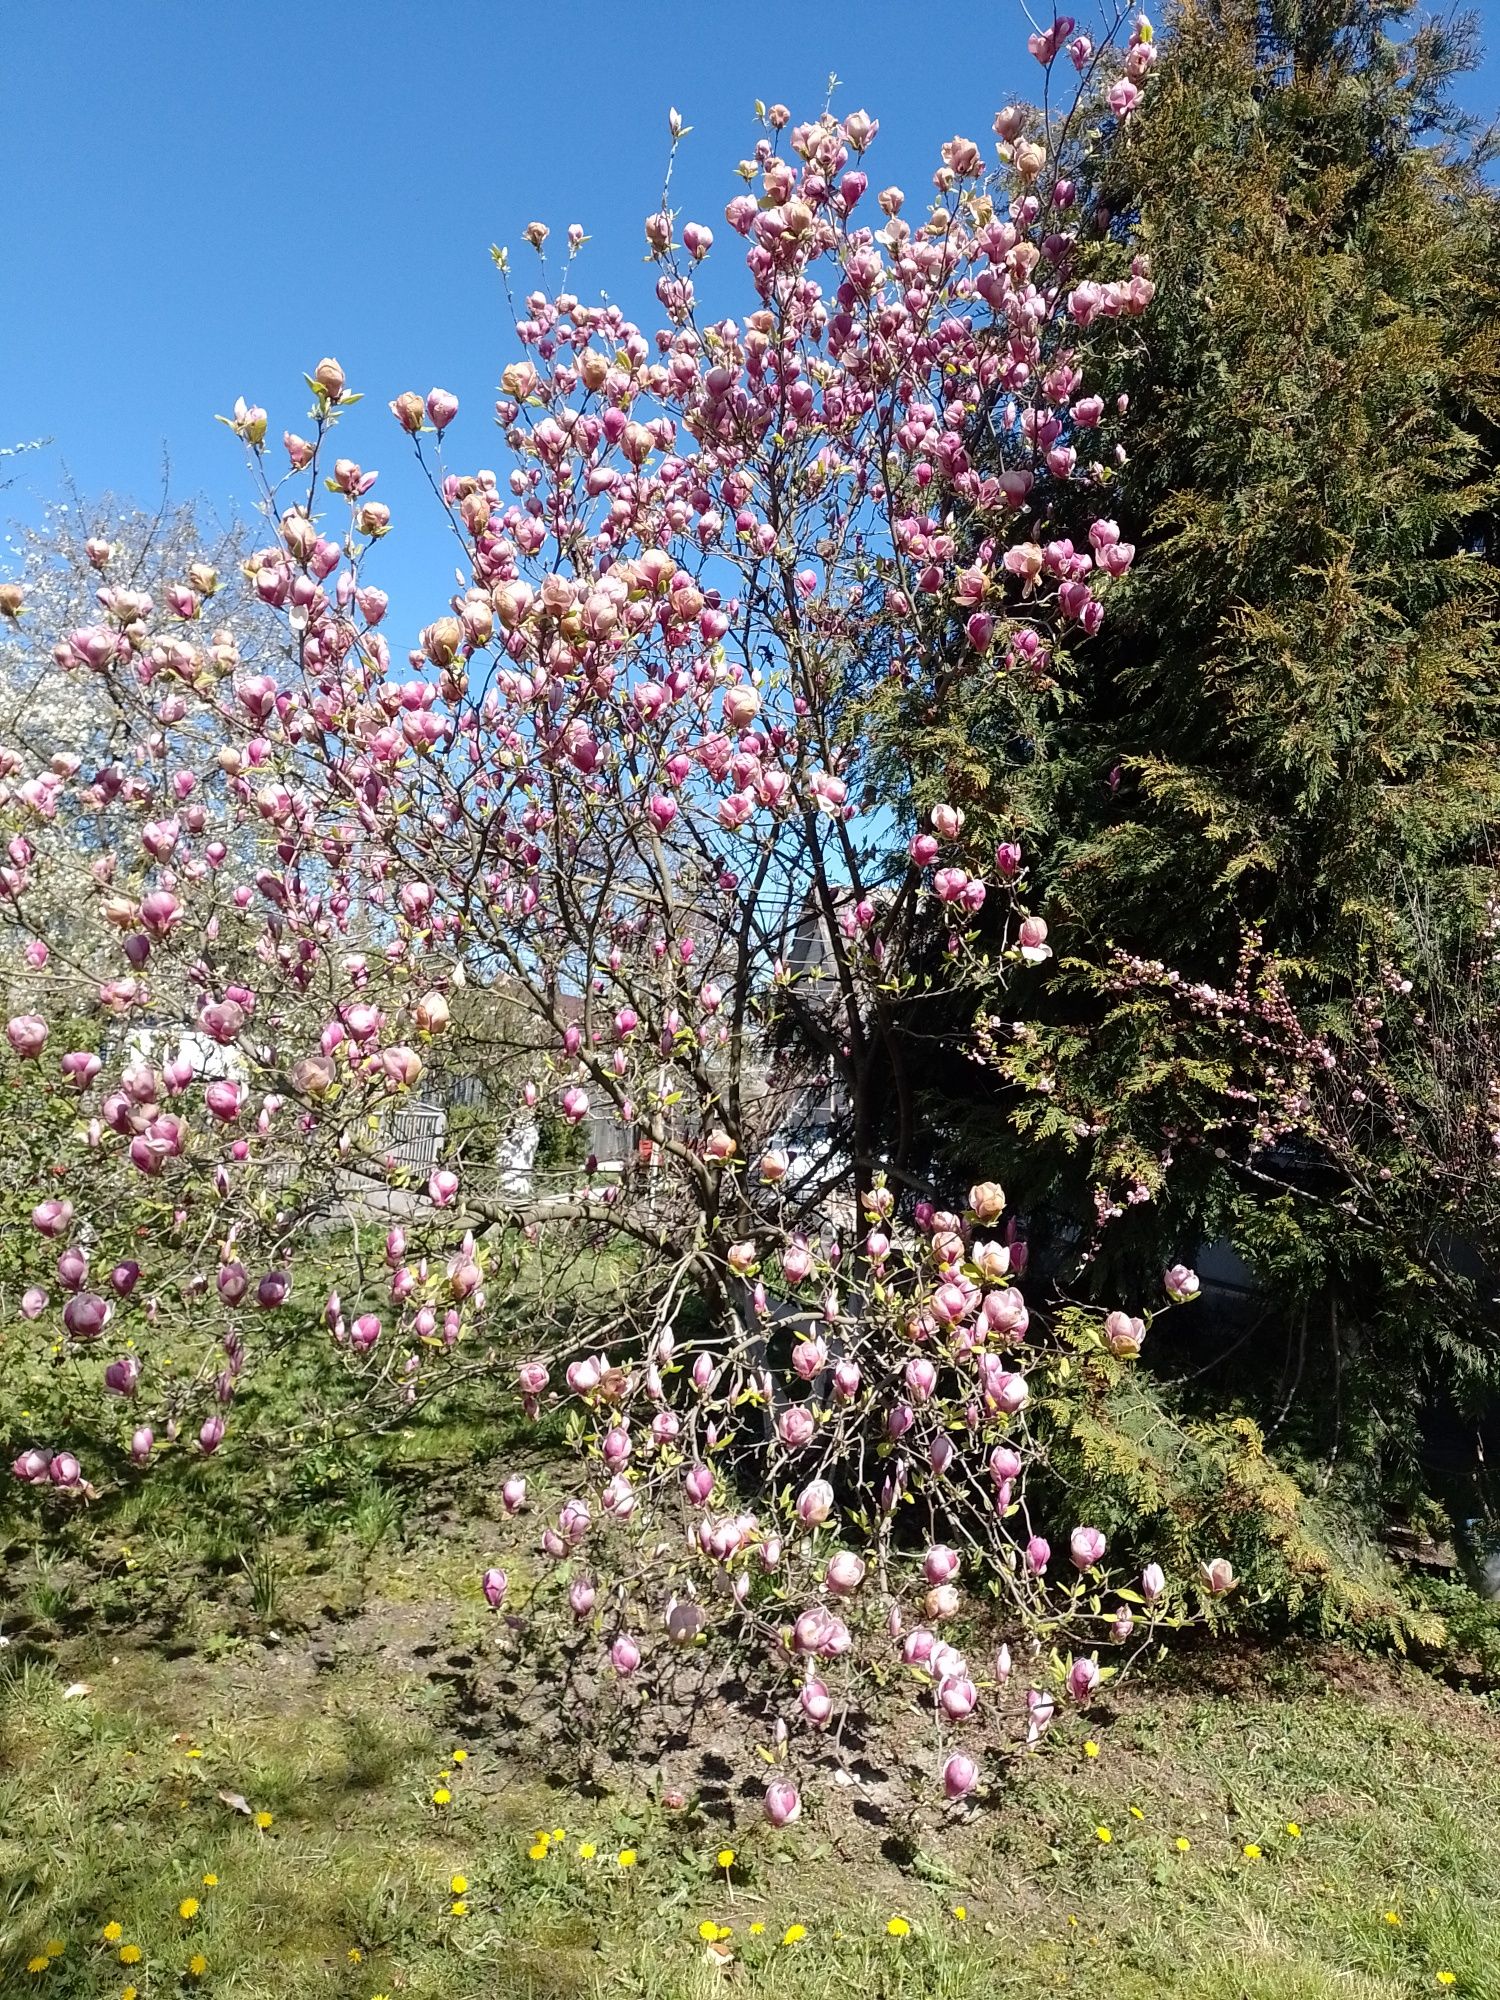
[4,1391,1500,2000]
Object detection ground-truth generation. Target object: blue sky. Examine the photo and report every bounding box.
[3,0,1498,627]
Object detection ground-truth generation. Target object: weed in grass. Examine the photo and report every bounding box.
[24,1556,72,1627]
[352,1480,404,1556]
[245,1542,281,1625]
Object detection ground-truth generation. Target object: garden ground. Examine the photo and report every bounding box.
[4,1397,1500,2000]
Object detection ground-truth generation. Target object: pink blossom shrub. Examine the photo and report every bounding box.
[0,12,1233,1812]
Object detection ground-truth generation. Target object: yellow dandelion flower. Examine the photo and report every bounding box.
[551,1826,565,1842]
[119,1945,142,1966]
[578,1842,597,1861]
[188,1954,207,1978]
[1095,1825,1113,1843]
[123,1988,138,2000]
[348,1947,364,1964]
[698,1921,721,1942]
[749,1922,765,1936]
[1286,1822,1302,1838]
[179,1897,200,1920]
[450,1900,468,1916]
[717,1848,735,1870]
[1175,1837,1191,1852]
[451,1749,467,1763]
[432,1788,452,1806]
[952,1905,968,1921]
[44,1942,63,1959]
[1436,1977,1456,1990]
[1129,1806,1145,1821]
[528,1841,548,1861]
[25,1958,48,1977]
[102,1923,123,1943]
[1242,1843,1262,1861]
[886,1916,911,1937]
[617,1848,638,1870]
[201,1874,218,1888]
[450,1874,468,1895]
[782,1923,807,1945]
[186,1748,203,1759]
[1083,1740,1099,1758]
[1385,1911,1403,1926]
[254,1811,274,1830]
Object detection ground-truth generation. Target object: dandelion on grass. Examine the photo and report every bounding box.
[748,1922,765,1936]
[25,1958,48,1977]
[782,1924,807,1945]
[119,1946,142,1966]
[1286,1822,1302,1838]
[1083,1740,1099,1758]
[1129,1806,1145,1821]
[179,1898,200,1920]
[1174,1837,1191,1852]
[527,1840,549,1861]
[188,1954,207,1978]
[450,1874,468,1894]
[254,1811,274,1830]
[1385,1912,1403,1927]
[451,1749,467,1763]
[886,1916,911,1937]
[102,1923,123,1943]
[578,1841,597,1861]
[717,1847,735,1871]
[952,1905,968,1922]
[698,1921,732,1942]
[432,1787,452,1806]
[450,1901,468,1917]
[44,1943,63,1959]
[1095,1826,1113,1844]
[617,1848,638,1870]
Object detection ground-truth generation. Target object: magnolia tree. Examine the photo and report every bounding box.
[0,12,1228,1816]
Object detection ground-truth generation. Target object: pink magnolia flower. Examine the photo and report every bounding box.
[763,1778,801,1827]
[778,1405,816,1449]
[1070,1526,1107,1571]
[426,388,459,430]
[1067,1655,1100,1702]
[825,1551,866,1595]
[923,1544,960,1585]
[1104,1310,1145,1357]
[6,1014,48,1059]
[943,1752,979,1800]
[1165,1263,1200,1303]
